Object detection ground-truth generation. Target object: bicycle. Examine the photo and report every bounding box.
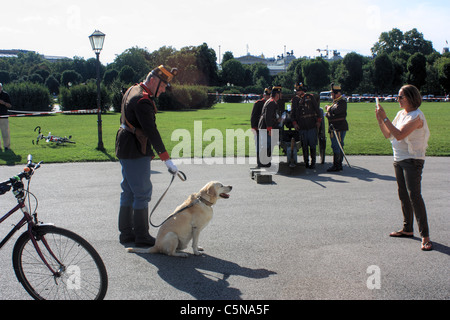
[0,155,108,300]
[32,126,76,145]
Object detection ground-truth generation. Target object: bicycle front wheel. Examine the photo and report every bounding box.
[12,225,108,300]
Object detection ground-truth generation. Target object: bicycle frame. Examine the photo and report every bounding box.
[0,202,27,249]
[0,197,63,277]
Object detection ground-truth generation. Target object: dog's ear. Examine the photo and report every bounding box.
[207,183,217,198]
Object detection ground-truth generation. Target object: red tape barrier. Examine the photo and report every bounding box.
[208,93,450,101]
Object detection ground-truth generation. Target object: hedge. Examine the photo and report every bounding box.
[59,81,109,111]
[4,82,52,112]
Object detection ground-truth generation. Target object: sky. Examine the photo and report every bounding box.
[2,0,449,65]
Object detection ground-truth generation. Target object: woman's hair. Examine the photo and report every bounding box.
[401,84,422,109]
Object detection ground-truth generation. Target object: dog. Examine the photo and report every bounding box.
[127,181,232,258]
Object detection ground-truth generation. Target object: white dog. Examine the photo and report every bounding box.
[127,181,232,257]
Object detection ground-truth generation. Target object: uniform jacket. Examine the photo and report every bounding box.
[291,93,322,130]
[326,97,349,132]
[115,83,169,160]
[258,98,279,131]
[251,98,266,129]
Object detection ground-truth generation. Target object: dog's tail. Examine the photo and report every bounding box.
[126,246,158,254]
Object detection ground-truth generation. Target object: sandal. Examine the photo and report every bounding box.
[390,230,414,238]
[421,241,433,251]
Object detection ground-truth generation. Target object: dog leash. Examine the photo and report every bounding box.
[149,170,187,228]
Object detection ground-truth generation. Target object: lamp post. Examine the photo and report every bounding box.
[89,30,106,151]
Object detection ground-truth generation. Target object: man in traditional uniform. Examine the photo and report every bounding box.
[291,83,322,169]
[258,86,282,167]
[115,65,179,247]
[251,87,271,167]
[325,83,349,172]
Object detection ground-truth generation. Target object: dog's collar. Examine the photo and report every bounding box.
[198,196,214,207]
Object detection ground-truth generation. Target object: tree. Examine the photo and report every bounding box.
[166,47,200,85]
[436,57,450,93]
[403,28,434,56]
[302,57,330,91]
[373,53,394,93]
[251,63,271,88]
[45,75,60,95]
[338,52,363,93]
[196,43,219,86]
[60,70,82,87]
[119,65,136,84]
[148,46,177,67]
[113,47,152,81]
[0,70,11,84]
[221,59,246,87]
[288,58,307,84]
[407,53,427,89]
[372,28,435,57]
[103,69,118,87]
[371,28,404,56]
[221,51,234,65]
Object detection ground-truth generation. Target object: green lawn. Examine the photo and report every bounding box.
[1,101,449,166]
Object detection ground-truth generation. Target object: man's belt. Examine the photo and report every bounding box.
[329,117,346,122]
[298,114,317,119]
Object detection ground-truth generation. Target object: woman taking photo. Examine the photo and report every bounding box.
[376,84,432,251]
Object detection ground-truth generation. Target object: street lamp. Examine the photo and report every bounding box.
[89,30,106,151]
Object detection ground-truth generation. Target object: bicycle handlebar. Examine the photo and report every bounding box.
[0,155,43,193]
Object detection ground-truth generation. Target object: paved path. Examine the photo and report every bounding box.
[0,156,448,301]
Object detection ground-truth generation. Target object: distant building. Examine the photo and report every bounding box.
[0,49,70,62]
[236,54,268,65]
[236,50,297,76]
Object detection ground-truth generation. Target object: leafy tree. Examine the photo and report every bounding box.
[373,53,394,93]
[372,28,435,57]
[251,63,271,88]
[196,43,219,86]
[0,70,11,84]
[403,28,434,56]
[338,52,363,93]
[302,57,330,91]
[221,51,234,65]
[166,48,200,85]
[148,46,177,67]
[45,75,60,95]
[29,73,44,84]
[61,70,82,87]
[103,69,119,87]
[221,59,246,87]
[113,47,152,81]
[119,65,137,84]
[407,53,427,89]
[371,28,404,55]
[436,57,450,93]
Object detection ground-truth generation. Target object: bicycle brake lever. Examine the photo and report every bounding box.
[35,161,44,170]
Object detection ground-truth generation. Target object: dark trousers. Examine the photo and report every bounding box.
[393,159,429,238]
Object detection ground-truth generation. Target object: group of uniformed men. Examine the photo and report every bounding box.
[251,83,348,172]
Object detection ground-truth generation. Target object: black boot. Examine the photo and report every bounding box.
[337,152,344,171]
[118,206,135,244]
[134,208,155,247]
[327,153,341,172]
[309,148,316,169]
[302,146,310,168]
